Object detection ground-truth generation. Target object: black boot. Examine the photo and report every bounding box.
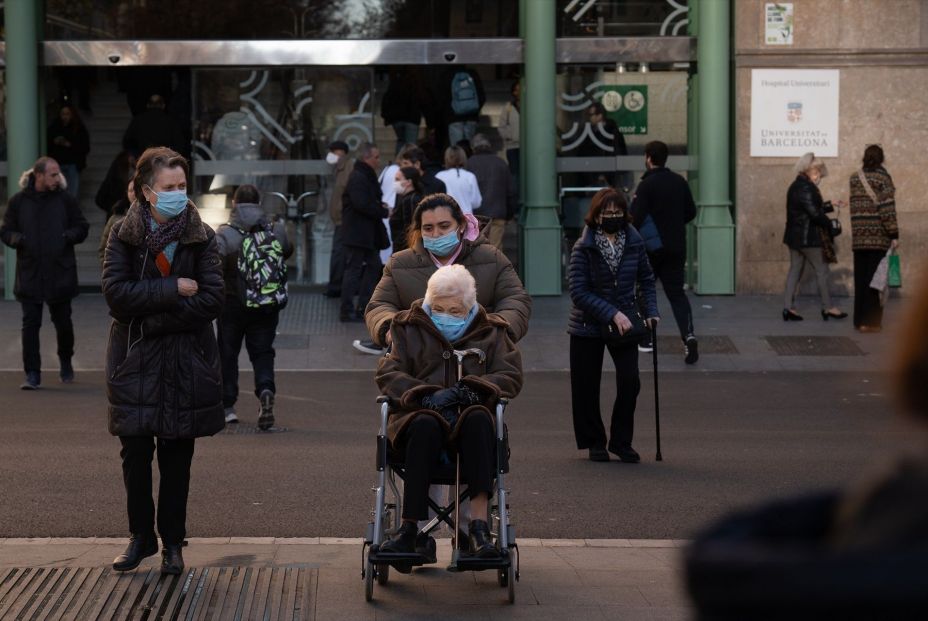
[113,533,158,571]
[468,519,499,558]
[415,531,437,563]
[60,358,75,383]
[161,544,185,575]
[380,521,417,554]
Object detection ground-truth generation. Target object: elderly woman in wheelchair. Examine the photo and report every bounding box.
[375,264,523,559]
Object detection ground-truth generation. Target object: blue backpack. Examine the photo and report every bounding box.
[450,71,479,116]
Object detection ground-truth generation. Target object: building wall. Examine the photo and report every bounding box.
[734,0,928,295]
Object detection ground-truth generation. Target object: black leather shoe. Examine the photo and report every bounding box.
[610,444,641,463]
[468,519,499,558]
[380,522,417,554]
[415,532,437,563]
[588,447,610,462]
[160,544,184,575]
[113,534,158,571]
[60,358,75,384]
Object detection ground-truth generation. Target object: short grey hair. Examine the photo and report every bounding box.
[794,152,828,178]
[424,265,477,311]
[359,142,379,161]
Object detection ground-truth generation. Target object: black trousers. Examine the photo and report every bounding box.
[648,249,694,340]
[218,298,279,408]
[21,300,74,374]
[326,225,345,295]
[400,411,495,522]
[119,436,195,546]
[854,249,885,329]
[570,335,641,451]
[340,246,382,317]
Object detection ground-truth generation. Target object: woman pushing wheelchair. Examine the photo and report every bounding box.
[375,264,522,558]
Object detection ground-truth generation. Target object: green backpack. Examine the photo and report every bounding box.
[235,225,288,309]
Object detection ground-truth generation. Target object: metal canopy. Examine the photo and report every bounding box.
[0,37,695,67]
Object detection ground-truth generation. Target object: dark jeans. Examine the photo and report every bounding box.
[119,436,195,545]
[340,246,382,318]
[854,249,885,329]
[326,225,345,295]
[21,300,74,374]
[399,411,495,521]
[648,249,694,340]
[570,335,640,450]
[218,298,279,408]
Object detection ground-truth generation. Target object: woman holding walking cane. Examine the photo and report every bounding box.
[568,188,659,463]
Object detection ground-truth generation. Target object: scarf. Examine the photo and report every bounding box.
[143,206,188,275]
[593,228,626,275]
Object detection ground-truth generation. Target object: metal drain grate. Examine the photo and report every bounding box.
[0,566,317,620]
[764,336,865,356]
[220,425,290,435]
[655,335,739,355]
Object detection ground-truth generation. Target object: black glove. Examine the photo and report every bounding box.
[421,387,461,412]
[454,382,483,407]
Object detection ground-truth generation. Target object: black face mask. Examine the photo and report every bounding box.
[600,216,625,234]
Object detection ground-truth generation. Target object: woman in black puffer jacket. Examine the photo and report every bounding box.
[782,153,847,321]
[102,147,225,577]
[568,188,659,463]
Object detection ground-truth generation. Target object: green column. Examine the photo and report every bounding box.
[4,1,42,300]
[694,0,735,294]
[520,0,561,295]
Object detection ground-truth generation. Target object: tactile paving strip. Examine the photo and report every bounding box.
[655,335,739,355]
[0,566,316,620]
[764,336,864,356]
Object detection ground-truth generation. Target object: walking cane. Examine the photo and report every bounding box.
[651,322,662,461]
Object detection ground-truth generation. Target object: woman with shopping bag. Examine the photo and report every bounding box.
[849,145,899,332]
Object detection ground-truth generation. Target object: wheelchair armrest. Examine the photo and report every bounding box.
[376,396,392,405]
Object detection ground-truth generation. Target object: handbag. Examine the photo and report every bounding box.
[601,305,649,345]
[822,201,842,237]
[888,252,902,288]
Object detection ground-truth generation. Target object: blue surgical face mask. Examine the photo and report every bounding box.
[150,189,188,219]
[423,230,460,256]
[425,303,478,343]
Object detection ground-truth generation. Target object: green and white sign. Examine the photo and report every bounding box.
[600,86,648,135]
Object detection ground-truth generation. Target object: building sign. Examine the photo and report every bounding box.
[750,69,839,157]
[765,3,793,45]
[601,86,648,135]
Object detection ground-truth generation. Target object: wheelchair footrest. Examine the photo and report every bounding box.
[369,546,432,568]
[447,549,511,573]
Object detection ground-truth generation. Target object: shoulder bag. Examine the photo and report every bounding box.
[587,248,649,345]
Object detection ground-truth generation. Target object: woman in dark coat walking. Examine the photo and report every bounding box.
[388,166,424,253]
[568,188,659,463]
[782,153,847,321]
[47,104,90,199]
[102,146,225,575]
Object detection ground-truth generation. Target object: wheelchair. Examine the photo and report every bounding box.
[361,395,520,603]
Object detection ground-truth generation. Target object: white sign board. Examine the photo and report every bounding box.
[765,3,793,45]
[750,69,840,157]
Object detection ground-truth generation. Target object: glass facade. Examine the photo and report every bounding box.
[557,0,690,37]
[44,0,519,40]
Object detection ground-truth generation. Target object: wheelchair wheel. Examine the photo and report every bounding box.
[364,559,375,601]
[507,563,516,603]
[376,563,390,585]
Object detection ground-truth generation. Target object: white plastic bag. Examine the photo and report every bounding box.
[869,249,892,307]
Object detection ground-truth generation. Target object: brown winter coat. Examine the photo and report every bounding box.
[375,301,522,447]
[327,155,354,227]
[365,234,532,347]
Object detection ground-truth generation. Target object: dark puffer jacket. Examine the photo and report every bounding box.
[567,225,658,339]
[102,203,225,439]
[0,177,89,303]
[783,175,832,249]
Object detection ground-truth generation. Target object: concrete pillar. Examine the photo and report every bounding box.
[519,0,561,295]
[4,1,42,300]
[694,0,735,294]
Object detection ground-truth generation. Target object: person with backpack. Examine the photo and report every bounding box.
[446,66,486,147]
[216,184,293,429]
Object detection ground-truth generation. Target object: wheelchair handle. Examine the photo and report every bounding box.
[376,396,392,405]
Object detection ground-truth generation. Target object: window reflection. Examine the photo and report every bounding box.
[43,0,518,40]
[557,0,689,37]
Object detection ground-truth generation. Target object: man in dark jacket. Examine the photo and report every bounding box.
[216,184,292,429]
[122,94,186,156]
[630,140,699,363]
[1,157,89,389]
[466,134,517,250]
[340,142,389,322]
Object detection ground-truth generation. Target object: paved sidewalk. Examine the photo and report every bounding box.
[0,291,904,374]
[0,538,690,620]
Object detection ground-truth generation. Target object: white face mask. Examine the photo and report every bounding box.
[393,180,407,196]
[325,152,340,165]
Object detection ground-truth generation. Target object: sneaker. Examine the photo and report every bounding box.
[257,390,275,430]
[20,371,41,390]
[353,339,385,356]
[638,337,654,354]
[684,335,699,364]
[224,408,239,424]
[60,358,75,384]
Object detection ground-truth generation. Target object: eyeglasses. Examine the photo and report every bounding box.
[602,211,624,217]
